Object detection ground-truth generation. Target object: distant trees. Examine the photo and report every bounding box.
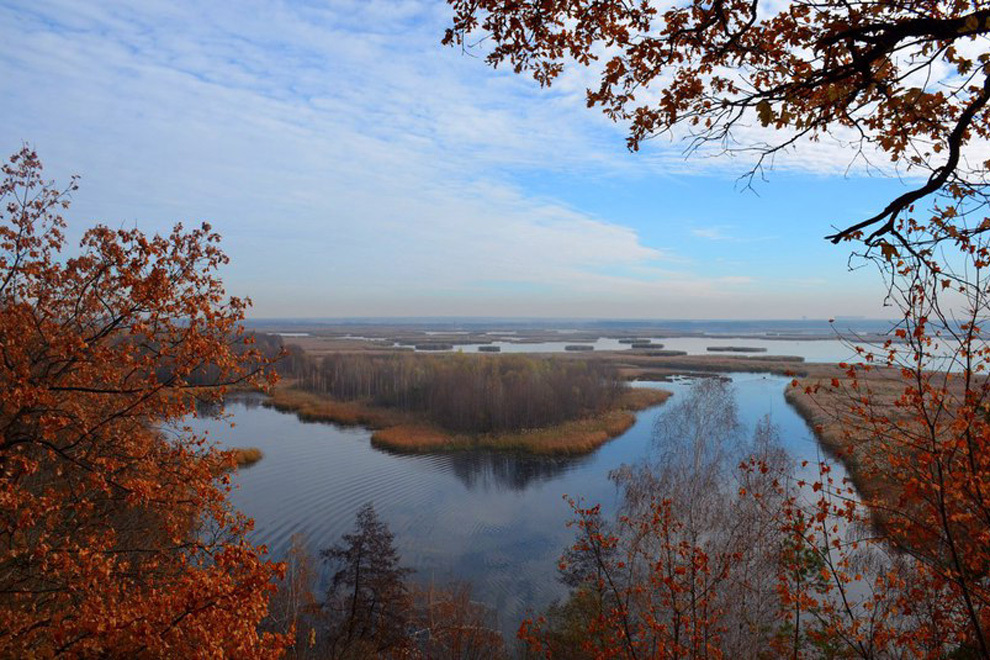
[179,331,284,387]
[281,352,626,433]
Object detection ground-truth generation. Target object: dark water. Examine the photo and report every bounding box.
[186,373,838,636]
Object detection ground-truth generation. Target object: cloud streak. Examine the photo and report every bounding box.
[0,0,888,318]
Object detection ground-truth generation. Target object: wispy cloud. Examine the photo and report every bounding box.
[692,227,733,241]
[0,0,887,318]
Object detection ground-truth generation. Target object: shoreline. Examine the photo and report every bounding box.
[265,342,904,496]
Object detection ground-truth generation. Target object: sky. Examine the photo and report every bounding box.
[0,0,914,320]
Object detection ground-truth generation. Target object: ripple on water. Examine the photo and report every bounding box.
[187,375,834,641]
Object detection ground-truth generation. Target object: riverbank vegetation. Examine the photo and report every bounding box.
[272,352,669,454]
[522,381,808,656]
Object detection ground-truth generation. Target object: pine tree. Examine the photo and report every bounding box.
[322,503,413,658]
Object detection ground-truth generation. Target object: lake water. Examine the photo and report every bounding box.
[347,335,875,363]
[188,373,844,638]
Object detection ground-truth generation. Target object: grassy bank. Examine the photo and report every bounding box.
[783,367,949,504]
[266,387,410,428]
[268,384,670,455]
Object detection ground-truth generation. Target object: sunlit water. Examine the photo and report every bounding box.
[186,374,846,638]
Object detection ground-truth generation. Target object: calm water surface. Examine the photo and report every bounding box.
[188,374,842,636]
[347,335,874,362]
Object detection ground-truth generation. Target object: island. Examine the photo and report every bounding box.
[706,346,768,353]
[267,351,671,455]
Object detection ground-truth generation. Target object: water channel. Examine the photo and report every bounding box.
[187,372,842,637]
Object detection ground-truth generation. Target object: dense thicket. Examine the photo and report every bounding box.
[178,331,284,387]
[280,350,625,433]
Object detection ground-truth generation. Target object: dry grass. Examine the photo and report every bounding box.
[616,354,812,378]
[266,386,410,429]
[370,410,639,455]
[229,447,264,467]
[370,425,453,451]
[784,365,967,503]
[619,387,672,411]
[476,410,638,454]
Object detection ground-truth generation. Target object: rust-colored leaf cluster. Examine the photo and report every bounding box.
[0,148,286,657]
[445,0,990,247]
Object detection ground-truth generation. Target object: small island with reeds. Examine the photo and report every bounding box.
[706,346,768,353]
[229,447,264,468]
[269,351,670,454]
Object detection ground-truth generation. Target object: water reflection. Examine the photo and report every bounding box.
[247,395,590,492]
[185,374,835,641]
[439,450,591,492]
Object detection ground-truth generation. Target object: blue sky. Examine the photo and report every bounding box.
[1,0,907,319]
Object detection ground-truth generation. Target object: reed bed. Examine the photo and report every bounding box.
[266,387,409,429]
[784,368,918,501]
[229,447,264,467]
[370,410,639,455]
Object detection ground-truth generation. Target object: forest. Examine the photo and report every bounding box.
[278,349,626,434]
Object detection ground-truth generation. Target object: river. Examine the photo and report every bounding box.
[186,373,843,638]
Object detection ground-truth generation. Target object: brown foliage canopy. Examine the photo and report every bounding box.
[0,148,285,656]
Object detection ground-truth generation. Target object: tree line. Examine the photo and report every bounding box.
[279,349,627,434]
[171,331,284,388]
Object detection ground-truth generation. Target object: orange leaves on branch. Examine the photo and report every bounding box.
[445,0,990,245]
[0,148,285,657]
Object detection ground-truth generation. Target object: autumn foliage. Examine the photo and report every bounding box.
[443,2,990,657]
[0,148,285,656]
[445,0,990,248]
